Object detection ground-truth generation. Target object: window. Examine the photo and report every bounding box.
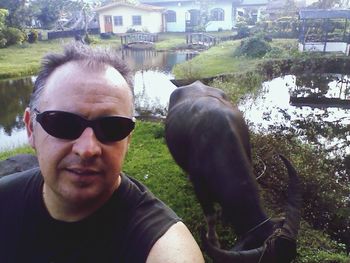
[165,10,176,23]
[132,15,142,26]
[210,8,224,21]
[114,16,123,26]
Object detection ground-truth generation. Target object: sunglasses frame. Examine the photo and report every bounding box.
[33,109,136,143]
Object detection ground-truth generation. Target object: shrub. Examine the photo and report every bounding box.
[2,27,26,46]
[100,32,112,39]
[27,29,38,43]
[0,38,6,48]
[126,28,138,33]
[250,133,350,252]
[252,16,300,39]
[84,33,97,45]
[235,35,271,58]
[263,46,285,58]
[0,31,7,48]
[235,21,250,38]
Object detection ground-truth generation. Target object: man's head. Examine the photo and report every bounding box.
[29,43,134,112]
[24,43,135,221]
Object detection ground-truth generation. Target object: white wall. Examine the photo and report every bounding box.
[163,2,194,32]
[98,6,163,34]
[162,0,233,32]
[206,3,233,31]
[299,42,350,55]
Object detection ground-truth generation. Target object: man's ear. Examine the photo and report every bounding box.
[23,107,35,149]
[126,132,132,151]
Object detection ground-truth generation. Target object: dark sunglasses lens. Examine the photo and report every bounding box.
[96,117,135,142]
[37,111,84,140]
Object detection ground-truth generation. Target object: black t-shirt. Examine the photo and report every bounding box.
[0,168,180,263]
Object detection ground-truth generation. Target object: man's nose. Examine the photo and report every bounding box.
[72,127,102,159]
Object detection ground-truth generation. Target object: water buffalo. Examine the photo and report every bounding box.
[165,81,301,262]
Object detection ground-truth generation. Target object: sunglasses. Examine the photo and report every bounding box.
[34,109,135,143]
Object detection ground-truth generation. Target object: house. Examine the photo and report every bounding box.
[140,0,269,32]
[95,2,165,34]
[95,0,269,34]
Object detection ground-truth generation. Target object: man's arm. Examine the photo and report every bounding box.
[146,222,205,263]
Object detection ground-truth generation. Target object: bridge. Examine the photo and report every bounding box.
[120,32,158,48]
[186,33,218,48]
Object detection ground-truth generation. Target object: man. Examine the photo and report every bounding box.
[0,43,204,263]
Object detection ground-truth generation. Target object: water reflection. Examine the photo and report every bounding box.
[134,70,176,117]
[0,77,33,135]
[239,74,350,157]
[293,74,350,99]
[120,49,197,72]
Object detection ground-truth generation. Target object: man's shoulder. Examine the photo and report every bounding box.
[0,167,42,195]
[118,173,178,217]
[113,174,182,262]
[146,222,205,263]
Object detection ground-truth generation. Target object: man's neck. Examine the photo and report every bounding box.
[42,177,121,222]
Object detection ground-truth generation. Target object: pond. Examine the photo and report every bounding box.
[239,73,350,157]
[1,51,349,159]
[0,49,197,151]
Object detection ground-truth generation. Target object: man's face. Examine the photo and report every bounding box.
[24,61,133,210]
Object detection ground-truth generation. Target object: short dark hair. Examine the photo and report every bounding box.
[29,42,134,111]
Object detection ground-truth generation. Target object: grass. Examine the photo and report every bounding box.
[0,35,122,80]
[173,40,258,79]
[0,145,34,160]
[1,121,348,262]
[155,31,235,51]
[155,38,187,51]
[0,40,66,79]
[172,38,299,79]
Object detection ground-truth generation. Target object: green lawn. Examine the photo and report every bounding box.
[0,40,65,79]
[0,35,122,80]
[173,38,299,79]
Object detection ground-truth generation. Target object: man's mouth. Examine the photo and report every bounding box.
[65,168,101,176]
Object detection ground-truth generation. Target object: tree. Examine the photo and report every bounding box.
[309,0,341,8]
[0,0,30,28]
[0,8,8,29]
[0,9,8,47]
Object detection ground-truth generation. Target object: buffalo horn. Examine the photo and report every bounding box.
[201,228,265,263]
[202,155,302,263]
[279,154,302,240]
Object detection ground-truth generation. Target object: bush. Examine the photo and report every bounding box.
[0,31,7,48]
[0,38,6,48]
[84,34,96,45]
[100,32,112,39]
[253,17,300,39]
[27,29,38,44]
[263,46,285,58]
[250,133,350,252]
[126,28,138,33]
[235,35,271,58]
[236,21,250,38]
[2,27,26,46]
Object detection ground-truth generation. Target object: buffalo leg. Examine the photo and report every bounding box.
[192,176,220,248]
